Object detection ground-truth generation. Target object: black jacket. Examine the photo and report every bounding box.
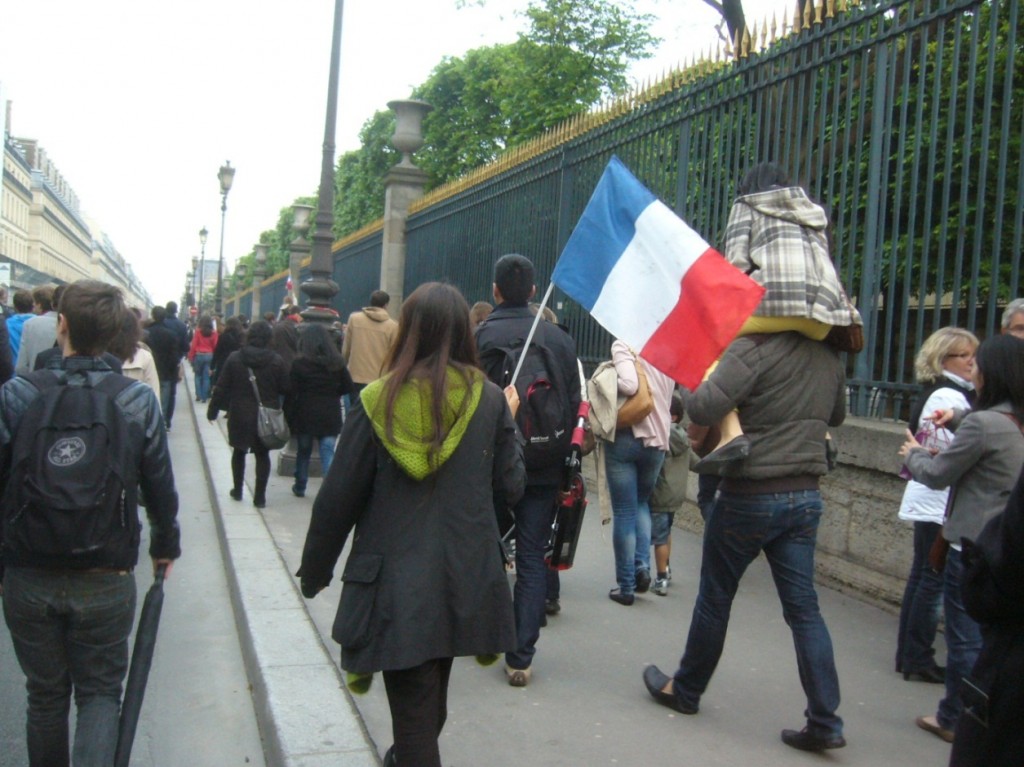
[475,303,581,486]
[285,357,353,437]
[298,382,524,674]
[207,346,290,451]
[146,322,182,382]
[0,356,180,574]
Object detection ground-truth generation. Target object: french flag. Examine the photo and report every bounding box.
[552,156,765,390]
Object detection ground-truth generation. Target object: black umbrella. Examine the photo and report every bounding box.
[115,563,168,767]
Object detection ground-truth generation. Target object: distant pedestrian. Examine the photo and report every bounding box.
[207,320,289,508]
[469,300,493,329]
[648,392,688,596]
[298,282,524,767]
[188,314,218,403]
[1001,298,1024,339]
[145,306,183,431]
[270,314,299,373]
[6,290,34,360]
[0,279,180,767]
[211,316,244,385]
[342,290,398,393]
[285,323,354,498]
[108,308,161,403]
[14,284,58,375]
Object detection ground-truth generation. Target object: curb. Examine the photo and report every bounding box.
[185,383,378,767]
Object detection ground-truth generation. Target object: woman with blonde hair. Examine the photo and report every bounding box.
[895,327,978,682]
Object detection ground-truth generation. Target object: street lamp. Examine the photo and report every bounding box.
[214,162,235,315]
[253,243,268,319]
[199,227,208,313]
[191,256,199,316]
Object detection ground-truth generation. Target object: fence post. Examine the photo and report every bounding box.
[854,41,891,415]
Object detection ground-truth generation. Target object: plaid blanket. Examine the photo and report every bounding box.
[724,187,861,327]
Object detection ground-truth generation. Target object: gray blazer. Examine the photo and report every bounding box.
[904,402,1024,544]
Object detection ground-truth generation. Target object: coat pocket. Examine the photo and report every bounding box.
[335,553,383,652]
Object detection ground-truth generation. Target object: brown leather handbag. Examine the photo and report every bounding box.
[616,360,654,428]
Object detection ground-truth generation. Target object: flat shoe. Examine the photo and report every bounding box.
[903,666,945,683]
[608,588,635,606]
[635,569,652,593]
[505,665,531,687]
[781,727,846,751]
[916,715,954,743]
[642,665,697,714]
[693,435,751,472]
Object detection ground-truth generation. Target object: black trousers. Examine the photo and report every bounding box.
[381,657,454,767]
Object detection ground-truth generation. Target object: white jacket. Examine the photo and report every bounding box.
[897,374,973,524]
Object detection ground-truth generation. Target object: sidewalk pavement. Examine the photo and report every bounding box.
[188,378,958,767]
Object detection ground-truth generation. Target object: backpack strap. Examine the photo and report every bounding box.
[92,373,136,400]
[22,369,62,392]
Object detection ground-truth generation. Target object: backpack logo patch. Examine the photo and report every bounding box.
[48,437,86,467]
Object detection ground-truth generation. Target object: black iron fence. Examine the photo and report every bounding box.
[229,0,1021,420]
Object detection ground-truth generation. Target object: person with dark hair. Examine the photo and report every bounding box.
[15,284,58,375]
[285,323,354,497]
[895,327,979,683]
[0,279,180,766]
[899,333,1024,744]
[475,253,581,686]
[187,314,219,403]
[109,308,160,401]
[146,305,184,431]
[207,320,289,508]
[6,289,35,361]
[211,315,244,385]
[299,282,524,767]
[342,290,398,393]
[695,162,862,469]
[270,314,300,373]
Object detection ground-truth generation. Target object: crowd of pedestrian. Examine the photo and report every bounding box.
[1,162,1023,767]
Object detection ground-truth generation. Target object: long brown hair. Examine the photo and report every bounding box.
[379,282,480,460]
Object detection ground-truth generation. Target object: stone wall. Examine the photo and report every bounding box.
[671,417,912,611]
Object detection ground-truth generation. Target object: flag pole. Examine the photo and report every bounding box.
[510,282,555,386]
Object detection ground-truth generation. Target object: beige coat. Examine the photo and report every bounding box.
[342,306,398,385]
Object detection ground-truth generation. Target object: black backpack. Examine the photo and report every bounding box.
[480,337,573,471]
[1,370,140,569]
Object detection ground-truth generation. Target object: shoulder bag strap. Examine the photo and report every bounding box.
[246,367,263,406]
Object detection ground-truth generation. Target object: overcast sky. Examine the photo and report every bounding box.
[0,0,787,304]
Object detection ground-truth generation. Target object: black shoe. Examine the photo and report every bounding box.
[903,666,945,683]
[608,588,635,606]
[291,484,305,498]
[229,488,243,501]
[383,745,397,767]
[693,435,751,472]
[781,727,846,751]
[635,569,652,593]
[642,665,698,714]
[253,495,266,509]
[545,598,561,616]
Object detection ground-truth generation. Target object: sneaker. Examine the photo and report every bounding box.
[635,569,652,593]
[505,665,531,687]
[652,577,669,596]
[544,598,561,616]
[666,566,672,582]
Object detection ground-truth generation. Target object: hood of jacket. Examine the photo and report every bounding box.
[239,345,278,368]
[361,306,393,323]
[735,187,829,231]
[360,367,483,481]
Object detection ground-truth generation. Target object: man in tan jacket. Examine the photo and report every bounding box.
[342,290,398,392]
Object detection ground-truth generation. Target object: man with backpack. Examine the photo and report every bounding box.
[476,253,581,687]
[0,279,181,767]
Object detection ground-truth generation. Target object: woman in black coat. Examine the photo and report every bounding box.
[285,322,353,497]
[298,283,524,767]
[207,320,289,508]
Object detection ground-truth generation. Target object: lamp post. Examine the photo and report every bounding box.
[191,256,199,317]
[214,162,235,316]
[199,227,208,314]
[299,0,343,323]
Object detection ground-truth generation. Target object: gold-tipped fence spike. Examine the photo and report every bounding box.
[741,27,751,57]
[826,0,836,18]
[770,11,778,40]
[815,0,825,24]
[803,0,813,29]
[837,0,848,12]
[781,4,790,35]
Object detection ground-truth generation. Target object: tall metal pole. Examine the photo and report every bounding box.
[199,227,208,316]
[300,0,343,323]
[214,163,234,316]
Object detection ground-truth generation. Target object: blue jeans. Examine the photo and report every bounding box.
[896,521,944,673]
[672,490,843,738]
[937,547,983,731]
[158,379,177,429]
[506,484,558,670]
[192,352,213,402]
[605,429,665,594]
[293,433,337,493]
[2,568,137,767]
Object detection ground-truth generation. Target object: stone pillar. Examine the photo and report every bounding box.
[252,243,268,320]
[379,99,432,316]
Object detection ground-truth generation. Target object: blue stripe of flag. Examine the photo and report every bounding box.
[552,156,657,310]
